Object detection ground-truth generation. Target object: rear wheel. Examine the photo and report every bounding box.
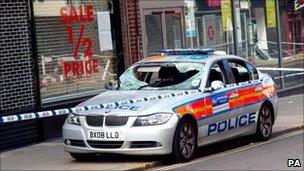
[172,118,197,162]
[255,104,273,141]
[69,153,96,161]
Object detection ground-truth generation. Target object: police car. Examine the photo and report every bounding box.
[62,49,278,162]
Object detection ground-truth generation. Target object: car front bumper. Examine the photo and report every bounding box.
[62,115,179,155]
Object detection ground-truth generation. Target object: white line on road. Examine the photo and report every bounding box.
[157,130,304,171]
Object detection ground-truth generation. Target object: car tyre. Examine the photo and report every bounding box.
[69,153,96,161]
[172,117,197,162]
[255,104,273,141]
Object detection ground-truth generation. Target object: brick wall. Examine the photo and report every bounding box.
[120,0,143,68]
[0,0,36,114]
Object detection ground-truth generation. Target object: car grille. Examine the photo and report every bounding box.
[87,141,123,149]
[86,115,128,127]
[105,116,128,126]
[86,116,104,127]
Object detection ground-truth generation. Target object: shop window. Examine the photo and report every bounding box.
[145,13,164,55]
[33,0,116,104]
[193,0,235,54]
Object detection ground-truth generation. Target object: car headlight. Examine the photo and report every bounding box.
[66,113,81,125]
[133,113,173,126]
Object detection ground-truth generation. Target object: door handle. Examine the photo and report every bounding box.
[229,93,239,99]
[255,86,263,92]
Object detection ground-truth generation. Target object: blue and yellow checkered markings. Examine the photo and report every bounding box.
[176,55,209,60]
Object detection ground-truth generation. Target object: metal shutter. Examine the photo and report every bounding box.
[0,0,39,150]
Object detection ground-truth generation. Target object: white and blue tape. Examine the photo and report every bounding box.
[257,67,304,72]
[0,89,202,124]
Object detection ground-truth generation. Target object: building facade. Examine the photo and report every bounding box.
[0,0,303,149]
[1,0,126,149]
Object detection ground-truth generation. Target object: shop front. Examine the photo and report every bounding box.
[33,0,119,106]
[0,0,124,150]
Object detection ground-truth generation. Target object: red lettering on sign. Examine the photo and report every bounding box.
[92,58,99,73]
[60,4,97,80]
[63,62,71,78]
[60,5,94,24]
[62,58,99,79]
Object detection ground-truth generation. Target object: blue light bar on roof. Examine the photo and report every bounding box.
[158,49,215,55]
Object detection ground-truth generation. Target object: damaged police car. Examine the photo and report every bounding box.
[63,49,278,162]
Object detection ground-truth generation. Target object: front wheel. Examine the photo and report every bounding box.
[255,104,273,141]
[172,118,197,162]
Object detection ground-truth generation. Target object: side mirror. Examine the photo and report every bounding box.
[211,80,224,91]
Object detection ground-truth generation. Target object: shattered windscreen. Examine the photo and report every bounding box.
[112,62,204,90]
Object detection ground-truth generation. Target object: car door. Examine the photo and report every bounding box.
[226,59,262,131]
[197,60,239,146]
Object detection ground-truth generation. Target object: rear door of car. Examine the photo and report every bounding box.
[225,59,262,131]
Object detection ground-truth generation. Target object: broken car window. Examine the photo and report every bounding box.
[113,62,204,90]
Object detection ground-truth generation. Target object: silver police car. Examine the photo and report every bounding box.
[62,49,278,162]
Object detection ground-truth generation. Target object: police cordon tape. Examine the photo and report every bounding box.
[1,67,303,125]
[0,89,202,125]
[257,67,304,72]
[257,67,304,80]
[273,72,304,80]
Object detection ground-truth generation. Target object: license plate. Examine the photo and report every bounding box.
[87,130,120,140]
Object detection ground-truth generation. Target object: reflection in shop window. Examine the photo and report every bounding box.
[193,0,235,54]
[33,0,115,103]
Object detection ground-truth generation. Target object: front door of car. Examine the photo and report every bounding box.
[227,59,262,125]
[197,60,239,145]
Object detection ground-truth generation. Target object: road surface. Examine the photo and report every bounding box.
[156,130,303,170]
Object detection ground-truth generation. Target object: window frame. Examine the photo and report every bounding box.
[205,60,229,88]
[226,59,254,84]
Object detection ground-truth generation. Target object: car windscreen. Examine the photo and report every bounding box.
[113,62,204,90]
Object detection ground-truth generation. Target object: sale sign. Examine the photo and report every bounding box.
[63,58,99,78]
[59,5,99,79]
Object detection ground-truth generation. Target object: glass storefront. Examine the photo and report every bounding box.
[143,8,184,56]
[278,0,304,88]
[33,0,116,104]
[193,0,235,54]
[141,0,303,90]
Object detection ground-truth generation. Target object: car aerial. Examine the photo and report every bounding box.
[62,49,278,162]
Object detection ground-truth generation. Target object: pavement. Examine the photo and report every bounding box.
[0,94,303,170]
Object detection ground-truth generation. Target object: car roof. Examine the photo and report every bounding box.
[137,49,245,64]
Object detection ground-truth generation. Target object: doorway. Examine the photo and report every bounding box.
[143,8,185,57]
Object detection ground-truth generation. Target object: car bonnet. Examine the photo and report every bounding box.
[74,90,201,116]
